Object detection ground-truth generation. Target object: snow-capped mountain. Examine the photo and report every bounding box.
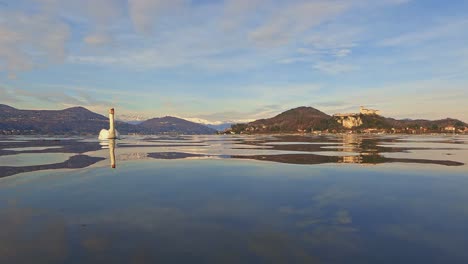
[116,114,149,124]
[183,117,256,131]
[183,118,225,125]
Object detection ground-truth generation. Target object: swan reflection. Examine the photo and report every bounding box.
[99,140,117,169]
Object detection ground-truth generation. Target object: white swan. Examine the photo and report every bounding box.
[99,108,120,140]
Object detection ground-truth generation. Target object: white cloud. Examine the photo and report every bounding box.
[314,61,358,74]
[83,33,113,45]
[0,85,113,112]
[0,11,70,75]
[277,57,310,64]
[379,18,468,47]
[303,25,361,52]
[83,0,122,25]
[128,0,187,34]
[68,26,263,71]
[68,1,364,71]
[0,0,412,75]
[36,0,122,25]
[0,0,126,76]
[0,86,21,103]
[385,0,411,4]
[0,0,414,74]
[334,49,352,57]
[249,1,349,47]
[221,0,265,31]
[193,105,285,124]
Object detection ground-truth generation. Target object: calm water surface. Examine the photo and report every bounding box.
[1,134,468,263]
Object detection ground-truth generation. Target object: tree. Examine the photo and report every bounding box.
[455,121,465,129]
[231,123,247,134]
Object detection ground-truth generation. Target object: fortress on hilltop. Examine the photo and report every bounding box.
[333,106,381,129]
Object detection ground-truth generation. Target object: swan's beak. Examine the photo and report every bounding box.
[112,164,116,169]
[110,108,115,114]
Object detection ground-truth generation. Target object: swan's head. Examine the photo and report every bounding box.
[109,108,115,114]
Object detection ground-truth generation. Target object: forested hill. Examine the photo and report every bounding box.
[228,106,467,134]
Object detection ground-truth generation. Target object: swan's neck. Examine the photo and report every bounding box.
[109,113,115,137]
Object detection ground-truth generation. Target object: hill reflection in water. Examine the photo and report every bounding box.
[0,134,466,178]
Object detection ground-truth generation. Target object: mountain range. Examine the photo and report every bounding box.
[1,104,466,135]
[0,104,216,135]
[138,116,216,134]
[118,116,233,131]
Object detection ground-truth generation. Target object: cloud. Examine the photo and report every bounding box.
[37,0,122,26]
[277,57,310,64]
[0,0,419,76]
[194,104,286,124]
[313,100,348,107]
[2,86,112,111]
[0,86,21,103]
[83,0,122,25]
[128,0,187,34]
[385,0,411,4]
[221,0,265,31]
[69,29,262,71]
[305,27,360,50]
[379,18,468,47]
[83,33,113,45]
[334,49,352,57]
[313,61,358,74]
[249,1,349,47]
[0,8,70,75]
[2,0,407,75]
[0,0,125,76]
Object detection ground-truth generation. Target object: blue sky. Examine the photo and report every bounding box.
[1,0,467,123]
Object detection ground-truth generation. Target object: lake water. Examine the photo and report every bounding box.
[1,134,468,264]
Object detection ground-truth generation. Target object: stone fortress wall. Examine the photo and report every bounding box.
[333,106,380,129]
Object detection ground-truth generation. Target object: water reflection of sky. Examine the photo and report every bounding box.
[0,153,74,167]
[4,146,63,151]
[1,135,468,263]
[0,134,466,175]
